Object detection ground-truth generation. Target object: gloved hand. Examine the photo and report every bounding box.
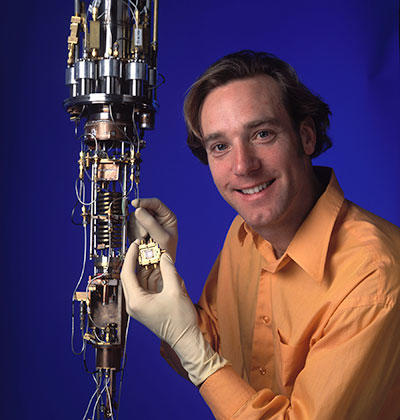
[120,242,228,386]
[128,198,178,293]
[128,198,178,260]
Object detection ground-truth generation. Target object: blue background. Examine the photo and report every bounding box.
[2,1,398,418]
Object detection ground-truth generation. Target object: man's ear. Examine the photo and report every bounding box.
[299,117,316,156]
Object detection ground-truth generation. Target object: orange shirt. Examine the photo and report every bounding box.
[197,167,400,419]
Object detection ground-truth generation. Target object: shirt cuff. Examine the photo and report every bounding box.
[199,365,256,419]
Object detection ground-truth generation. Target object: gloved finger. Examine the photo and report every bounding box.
[159,252,182,293]
[147,268,163,293]
[128,212,148,242]
[132,198,177,231]
[137,268,149,290]
[120,241,142,301]
[135,207,171,247]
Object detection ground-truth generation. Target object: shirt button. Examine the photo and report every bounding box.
[258,367,267,375]
[262,315,270,325]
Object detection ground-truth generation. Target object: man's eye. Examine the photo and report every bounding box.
[257,130,271,139]
[213,143,228,152]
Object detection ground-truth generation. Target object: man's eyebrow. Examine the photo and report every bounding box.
[203,118,281,145]
[203,132,224,145]
[244,118,281,130]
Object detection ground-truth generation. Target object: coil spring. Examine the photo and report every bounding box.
[96,191,123,248]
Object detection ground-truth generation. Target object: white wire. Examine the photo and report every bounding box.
[75,178,96,206]
[72,223,88,300]
[105,380,116,420]
[121,0,136,23]
[82,374,103,420]
[71,221,88,355]
[91,376,110,420]
[85,273,107,333]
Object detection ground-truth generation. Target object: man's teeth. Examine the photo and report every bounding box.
[241,180,273,195]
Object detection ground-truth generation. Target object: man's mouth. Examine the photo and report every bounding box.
[238,179,275,195]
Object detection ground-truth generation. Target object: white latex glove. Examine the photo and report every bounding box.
[128,198,178,293]
[120,242,228,386]
[128,198,178,261]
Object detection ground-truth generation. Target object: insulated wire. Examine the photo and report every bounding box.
[116,316,130,420]
[131,108,141,201]
[85,274,107,333]
[82,374,103,420]
[75,178,96,206]
[105,379,116,420]
[91,376,110,420]
[71,222,88,355]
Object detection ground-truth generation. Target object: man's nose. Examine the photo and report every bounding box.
[232,143,260,176]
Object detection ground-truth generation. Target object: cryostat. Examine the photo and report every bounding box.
[64,1,161,418]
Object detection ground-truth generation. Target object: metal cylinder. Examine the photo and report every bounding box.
[99,58,121,78]
[65,66,78,97]
[125,61,147,80]
[99,58,122,94]
[75,60,96,79]
[75,60,96,95]
[148,67,157,87]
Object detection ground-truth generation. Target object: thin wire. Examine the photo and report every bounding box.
[148,72,166,90]
[127,0,138,17]
[83,341,96,374]
[71,222,88,355]
[82,373,103,420]
[75,178,96,206]
[71,200,83,226]
[105,379,116,420]
[85,274,107,332]
[121,0,136,23]
[91,376,110,420]
[131,108,141,201]
[109,104,136,147]
[116,317,130,420]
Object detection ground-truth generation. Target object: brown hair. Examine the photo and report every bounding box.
[184,50,332,164]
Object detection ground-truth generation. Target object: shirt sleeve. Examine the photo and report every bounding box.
[199,274,400,419]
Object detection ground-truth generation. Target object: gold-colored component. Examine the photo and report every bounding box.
[138,238,162,267]
[67,15,82,65]
[74,291,87,302]
[89,20,100,50]
[83,332,96,341]
[85,152,90,167]
[80,5,88,52]
[97,160,120,181]
[78,151,85,179]
[81,205,89,224]
[92,6,98,21]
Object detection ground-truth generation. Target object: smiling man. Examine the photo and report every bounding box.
[121,51,400,419]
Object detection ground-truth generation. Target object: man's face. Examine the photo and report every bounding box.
[200,75,316,236]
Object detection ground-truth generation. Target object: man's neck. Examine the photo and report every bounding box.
[253,169,323,259]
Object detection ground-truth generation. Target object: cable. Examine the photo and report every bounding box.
[71,200,83,226]
[105,378,116,420]
[91,376,110,420]
[71,222,88,355]
[82,373,103,420]
[75,178,96,206]
[115,316,130,420]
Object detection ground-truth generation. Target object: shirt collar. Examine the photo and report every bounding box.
[237,167,345,280]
